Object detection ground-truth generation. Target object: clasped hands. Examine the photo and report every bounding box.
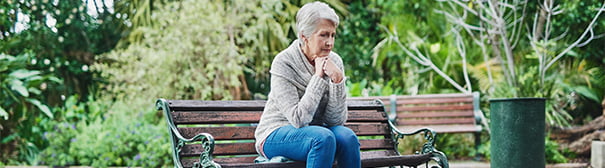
[314,56,343,83]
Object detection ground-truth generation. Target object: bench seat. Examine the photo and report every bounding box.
[156,99,449,168]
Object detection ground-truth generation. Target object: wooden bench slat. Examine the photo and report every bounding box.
[214,143,257,156]
[169,100,384,111]
[397,103,473,112]
[359,150,399,159]
[361,153,433,168]
[215,156,256,164]
[168,100,266,111]
[182,157,307,168]
[399,125,482,133]
[396,97,473,105]
[181,139,396,157]
[179,158,200,168]
[398,111,474,118]
[359,139,396,150]
[177,122,389,141]
[399,117,476,125]
[346,122,390,136]
[178,126,256,140]
[173,111,262,124]
[181,143,257,157]
[345,100,385,111]
[172,110,386,125]
[349,93,471,102]
[182,150,413,168]
[347,110,388,122]
[348,93,470,100]
[219,159,306,168]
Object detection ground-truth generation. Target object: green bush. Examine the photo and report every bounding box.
[0,52,61,164]
[397,133,476,160]
[39,99,171,167]
[435,134,476,159]
[93,0,252,101]
[477,140,491,161]
[545,135,576,163]
[38,122,78,166]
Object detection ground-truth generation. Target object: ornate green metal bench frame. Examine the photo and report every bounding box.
[156,99,449,168]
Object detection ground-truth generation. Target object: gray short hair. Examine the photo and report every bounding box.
[296,1,339,40]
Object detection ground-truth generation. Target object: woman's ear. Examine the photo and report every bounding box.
[300,35,308,46]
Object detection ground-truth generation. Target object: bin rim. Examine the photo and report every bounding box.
[489,97,546,102]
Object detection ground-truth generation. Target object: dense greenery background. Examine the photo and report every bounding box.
[1,0,603,166]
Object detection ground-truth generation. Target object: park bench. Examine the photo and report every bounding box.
[156,99,449,168]
[349,92,484,151]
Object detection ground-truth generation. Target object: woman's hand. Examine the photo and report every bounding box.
[314,56,327,77]
[315,56,343,83]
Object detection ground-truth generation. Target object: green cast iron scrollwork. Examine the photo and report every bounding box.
[430,150,449,168]
[156,99,221,168]
[388,121,449,168]
[184,133,221,168]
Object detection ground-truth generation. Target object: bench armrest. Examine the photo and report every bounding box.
[472,92,483,124]
[156,99,221,168]
[177,133,221,168]
[388,121,449,168]
[472,91,490,134]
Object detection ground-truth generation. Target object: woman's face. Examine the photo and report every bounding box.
[303,19,336,58]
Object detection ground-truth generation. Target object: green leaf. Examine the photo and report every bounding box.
[47,76,63,83]
[573,86,600,102]
[26,99,53,119]
[9,69,41,79]
[0,106,8,120]
[1,133,18,144]
[10,79,29,97]
[28,87,42,95]
[565,50,579,57]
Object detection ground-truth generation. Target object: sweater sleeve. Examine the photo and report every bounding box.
[271,74,328,128]
[323,55,348,126]
[324,78,347,126]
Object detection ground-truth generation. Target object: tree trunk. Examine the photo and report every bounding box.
[534,0,549,42]
[549,97,605,156]
[568,130,605,156]
[602,97,605,116]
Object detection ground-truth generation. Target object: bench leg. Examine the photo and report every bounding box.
[430,150,449,168]
[474,132,481,161]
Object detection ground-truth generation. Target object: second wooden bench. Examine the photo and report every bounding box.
[350,92,484,151]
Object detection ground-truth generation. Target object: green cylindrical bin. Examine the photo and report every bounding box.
[490,98,545,168]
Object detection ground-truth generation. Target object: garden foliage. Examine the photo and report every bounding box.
[0,0,603,166]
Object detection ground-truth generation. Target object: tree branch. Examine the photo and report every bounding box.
[453,28,473,93]
[379,25,470,93]
[544,2,605,71]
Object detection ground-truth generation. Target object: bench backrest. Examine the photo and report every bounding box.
[160,99,397,167]
[349,92,481,133]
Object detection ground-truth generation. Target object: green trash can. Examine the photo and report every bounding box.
[490,98,545,168]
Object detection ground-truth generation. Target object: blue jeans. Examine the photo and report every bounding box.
[263,125,361,168]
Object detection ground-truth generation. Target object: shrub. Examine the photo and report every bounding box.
[39,99,172,167]
[0,52,61,164]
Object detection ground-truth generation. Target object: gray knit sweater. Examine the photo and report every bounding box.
[254,40,348,156]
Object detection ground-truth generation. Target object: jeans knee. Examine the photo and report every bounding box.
[332,126,359,148]
[311,126,336,147]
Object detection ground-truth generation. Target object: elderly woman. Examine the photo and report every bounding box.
[254,1,360,168]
